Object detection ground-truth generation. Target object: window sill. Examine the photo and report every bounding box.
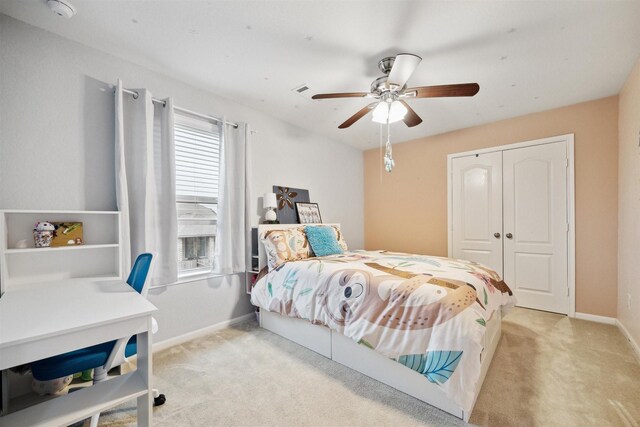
[149,271,243,289]
[179,269,215,280]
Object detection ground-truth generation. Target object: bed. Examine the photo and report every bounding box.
[250,224,515,422]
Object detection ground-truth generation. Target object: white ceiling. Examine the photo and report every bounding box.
[2,0,640,149]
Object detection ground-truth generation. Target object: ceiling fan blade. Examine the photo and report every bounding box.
[399,101,423,127]
[406,83,480,98]
[312,92,369,100]
[387,53,422,89]
[338,103,377,129]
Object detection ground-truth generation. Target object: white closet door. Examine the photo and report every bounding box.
[452,152,503,276]
[503,142,568,314]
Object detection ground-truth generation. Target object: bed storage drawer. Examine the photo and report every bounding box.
[260,310,332,358]
[331,332,463,418]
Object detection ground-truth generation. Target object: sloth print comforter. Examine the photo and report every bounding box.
[250,250,515,411]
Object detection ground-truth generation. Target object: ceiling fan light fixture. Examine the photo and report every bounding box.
[372,100,407,124]
[388,101,408,123]
[371,102,390,124]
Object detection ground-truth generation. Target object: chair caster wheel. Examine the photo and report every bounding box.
[154,394,166,406]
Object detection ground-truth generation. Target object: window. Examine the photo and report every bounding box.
[174,114,220,274]
[184,237,211,260]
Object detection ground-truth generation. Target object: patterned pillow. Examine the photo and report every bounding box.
[260,227,311,271]
[330,225,349,251]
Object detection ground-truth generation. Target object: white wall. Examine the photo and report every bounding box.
[0,15,364,343]
[617,58,640,353]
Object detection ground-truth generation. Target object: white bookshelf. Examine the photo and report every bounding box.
[4,243,119,254]
[0,210,123,296]
[245,227,259,294]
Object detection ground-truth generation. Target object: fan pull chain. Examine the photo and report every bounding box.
[383,120,395,172]
[379,123,383,181]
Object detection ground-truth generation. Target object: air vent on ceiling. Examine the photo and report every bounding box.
[291,84,313,99]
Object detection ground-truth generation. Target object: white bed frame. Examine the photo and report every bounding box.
[256,224,501,422]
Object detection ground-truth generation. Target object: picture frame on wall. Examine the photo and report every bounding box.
[295,202,322,224]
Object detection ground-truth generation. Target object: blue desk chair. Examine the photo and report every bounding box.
[31,253,165,426]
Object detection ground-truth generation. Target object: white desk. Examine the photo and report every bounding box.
[0,278,157,426]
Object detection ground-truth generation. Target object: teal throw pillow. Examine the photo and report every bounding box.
[305,226,344,257]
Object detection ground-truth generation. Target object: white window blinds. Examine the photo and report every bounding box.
[174,115,221,204]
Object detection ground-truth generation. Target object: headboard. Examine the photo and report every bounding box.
[256,223,341,271]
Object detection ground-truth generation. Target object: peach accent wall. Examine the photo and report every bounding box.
[617,60,640,345]
[364,96,618,317]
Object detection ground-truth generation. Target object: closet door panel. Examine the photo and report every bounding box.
[452,152,503,276]
[503,142,568,314]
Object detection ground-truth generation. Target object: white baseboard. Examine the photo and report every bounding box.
[616,319,640,362]
[152,312,255,353]
[574,312,616,325]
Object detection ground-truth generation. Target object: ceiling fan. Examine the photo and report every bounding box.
[312,53,480,129]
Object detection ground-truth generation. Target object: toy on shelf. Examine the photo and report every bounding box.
[31,374,73,396]
[33,222,55,248]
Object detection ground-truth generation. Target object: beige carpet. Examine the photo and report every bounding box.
[87,307,640,426]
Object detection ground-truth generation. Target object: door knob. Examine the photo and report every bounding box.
[506,233,513,239]
[494,232,501,238]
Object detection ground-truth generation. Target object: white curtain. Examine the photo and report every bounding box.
[115,80,178,286]
[214,120,250,274]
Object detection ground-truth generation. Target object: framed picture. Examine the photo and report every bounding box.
[295,202,322,224]
[50,222,84,247]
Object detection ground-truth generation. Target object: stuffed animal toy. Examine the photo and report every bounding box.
[31,375,73,396]
[34,222,55,232]
[33,221,55,248]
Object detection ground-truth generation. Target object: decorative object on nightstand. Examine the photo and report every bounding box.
[273,186,310,224]
[295,202,322,224]
[263,193,279,224]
